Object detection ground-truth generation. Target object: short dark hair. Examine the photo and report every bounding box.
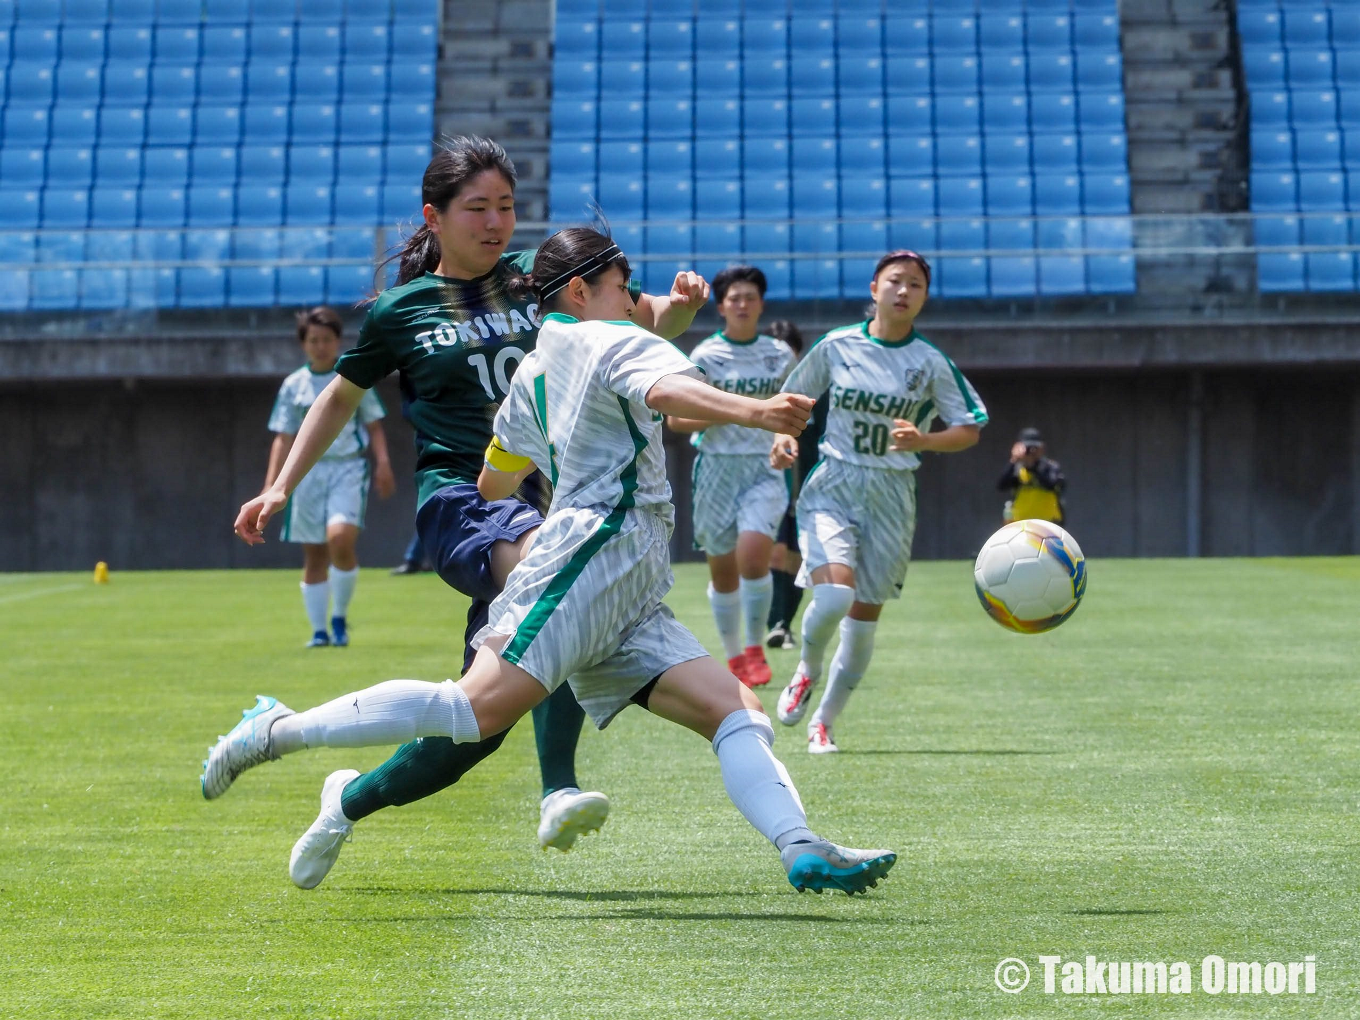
[712,264,768,304]
[873,250,932,288]
[767,319,805,355]
[296,306,343,343]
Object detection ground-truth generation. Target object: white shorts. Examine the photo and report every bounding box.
[795,458,918,605]
[473,505,709,729]
[280,457,370,545]
[691,452,790,556]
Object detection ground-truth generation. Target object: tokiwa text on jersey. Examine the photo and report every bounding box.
[413,306,541,356]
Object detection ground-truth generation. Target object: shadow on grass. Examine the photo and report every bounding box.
[552,909,923,923]
[1068,908,1169,916]
[840,749,1060,756]
[345,887,751,901]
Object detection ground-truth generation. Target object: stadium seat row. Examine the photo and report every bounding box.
[556,0,1118,17]
[1252,89,1360,129]
[1252,169,1360,211]
[0,23,437,62]
[553,13,1119,58]
[0,182,422,227]
[553,173,1132,220]
[552,93,1119,139]
[1252,128,1360,171]
[1238,7,1360,49]
[1258,251,1360,293]
[2,101,433,145]
[0,264,382,311]
[551,53,1122,96]
[0,61,435,105]
[1244,47,1360,90]
[0,225,386,262]
[0,0,435,24]
[0,143,430,187]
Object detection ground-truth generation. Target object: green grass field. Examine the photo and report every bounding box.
[2,558,1357,1018]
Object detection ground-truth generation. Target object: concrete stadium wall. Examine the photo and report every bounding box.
[2,366,1358,572]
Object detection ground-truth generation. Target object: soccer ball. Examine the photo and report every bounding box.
[973,520,1087,634]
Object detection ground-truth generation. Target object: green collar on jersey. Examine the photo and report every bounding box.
[717,330,760,345]
[859,321,919,348]
[305,362,336,375]
[542,312,579,324]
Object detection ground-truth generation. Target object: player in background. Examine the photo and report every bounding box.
[665,266,795,688]
[761,319,821,652]
[205,227,897,895]
[771,252,988,753]
[229,136,708,888]
[265,306,395,647]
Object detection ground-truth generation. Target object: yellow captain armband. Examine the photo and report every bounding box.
[485,435,532,473]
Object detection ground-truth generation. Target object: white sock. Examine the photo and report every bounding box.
[269,678,481,755]
[796,583,855,680]
[301,581,330,633]
[708,583,744,660]
[811,618,878,727]
[711,709,811,849]
[739,573,774,649]
[329,565,358,619]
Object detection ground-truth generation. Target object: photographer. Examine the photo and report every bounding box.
[998,427,1066,525]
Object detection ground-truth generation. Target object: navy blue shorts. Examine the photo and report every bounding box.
[415,482,544,670]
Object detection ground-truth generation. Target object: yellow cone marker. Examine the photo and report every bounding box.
[93,561,109,584]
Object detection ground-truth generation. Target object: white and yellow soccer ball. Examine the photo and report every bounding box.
[973,520,1087,634]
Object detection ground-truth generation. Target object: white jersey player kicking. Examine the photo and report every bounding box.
[202,228,897,895]
[771,251,988,754]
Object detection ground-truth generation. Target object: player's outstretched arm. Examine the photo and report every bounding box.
[478,436,537,502]
[647,374,813,435]
[890,421,981,453]
[633,271,710,340]
[234,376,366,544]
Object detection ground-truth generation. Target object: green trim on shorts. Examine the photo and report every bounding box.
[502,396,647,666]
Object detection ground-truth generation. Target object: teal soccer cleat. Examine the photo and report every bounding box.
[781,840,896,896]
[201,695,294,800]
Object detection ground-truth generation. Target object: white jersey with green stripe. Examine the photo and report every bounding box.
[689,332,797,455]
[268,365,386,461]
[781,322,988,472]
[493,312,702,518]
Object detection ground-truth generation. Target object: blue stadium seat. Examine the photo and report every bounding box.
[931,14,976,53]
[1076,53,1122,91]
[885,54,931,95]
[298,0,342,18]
[188,185,235,226]
[1288,49,1333,89]
[839,96,884,136]
[185,225,233,262]
[1253,214,1299,247]
[1298,170,1345,211]
[983,93,1028,133]
[29,269,80,311]
[383,143,428,181]
[141,147,188,188]
[344,23,389,60]
[743,222,790,258]
[986,175,1033,215]
[1085,216,1132,253]
[551,99,597,140]
[95,145,141,185]
[4,106,50,146]
[791,257,842,300]
[138,189,186,227]
[378,182,419,224]
[329,227,373,260]
[1341,89,1360,128]
[1087,254,1135,294]
[293,102,342,143]
[602,0,647,16]
[889,176,935,217]
[742,99,788,137]
[56,60,103,102]
[937,256,988,299]
[644,224,693,258]
[42,188,90,227]
[1038,256,1086,295]
[990,255,1037,297]
[246,62,293,102]
[549,177,593,221]
[151,63,197,103]
[933,54,978,93]
[789,0,834,15]
[250,24,296,61]
[743,136,789,176]
[649,140,693,178]
[935,134,981,176]
[47,146,93,186]
[1032,134,1078,175]
[342,62,389,103]
[645,98,692,140]
[178,267,227,308]
[743,179,789,219]
[103,61,149,105]
[597,99,645,140]
[837,15,882,55]
[1073,13,1118,50]
[242,103,290,142]
[551,140,594,179]
[694,180,741,218]
[554,20,598,59]
[841,219,887,256]
[789,16,834,55]
[935,94,980,135]
[648,59,692,97]
[789,98,837,137]
[195,106,242,146]
[694,16,738,57]
[596,177,644,220]
[840,175,886,218]
[1025,13,1071,51]
[107,27,151,61]
[1079,91,1125,132]
[1082,132,1129,172]
[60,26,105,60]
[278,266,326,304]
[981,53,1026,91]
[236,184,283,224]
[202,26,247,63]
[1083,174,1130,214]
[333,184,381,223]
[599,139,645,178]
[649,19,694,59]
[0,189,41,228]
[0,269,29,311]
[979,14,1022,51]
[984,133,1030,174]
[187,145,235,184]
[1030,92,1077,133]
[1283,9,1329,47]
[1296,129,1343,171]
[743,56,788,96]
[1334,10,1360,49]
[1291,90,1338,128]
[694,221,741,260]
[8,62,54,104]
[297,25,340,63]
[145,105,192,145]
[1301,212,1347,249]
[285,184,334,225]
[1238,8,1281,47]
[838,135,885,176]
[937,175,983,216]
[154,26,199,61]
[37,230,84,264]
[65,0,108,23]
[789,54,835,95]
[13,28,57,62]
[1258,252,1305,292]
[1244,49,1286,90]
[236,144,285,184]
[325,265,372,305]
[200,64,245,104]
[693,57,739,97]
[0,232,37,269]
[347,0,392,21]
[889,135,934,177]
[80,269,129,310]
[1334,49,1360,90]
[0,148,45,187]
[1029,52,1074,92]
[600,20,645,59]
[295,65,339,103]
[742,18,789,56]
[1306,252,1355,291]
[600,59,646,95]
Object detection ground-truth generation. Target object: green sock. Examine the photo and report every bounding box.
[533,683,586,798]
[339,730,510,822]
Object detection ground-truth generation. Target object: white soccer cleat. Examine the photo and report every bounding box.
[290,769,360,890]
[807,721,839,754]
[537,787,610,852]
[776,672,815,725]
[200,694,294,800]
[781,839,896,895]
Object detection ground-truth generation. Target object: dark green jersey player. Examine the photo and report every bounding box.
[230,137,710,888]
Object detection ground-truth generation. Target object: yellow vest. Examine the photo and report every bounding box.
[1010,466,1063,523]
